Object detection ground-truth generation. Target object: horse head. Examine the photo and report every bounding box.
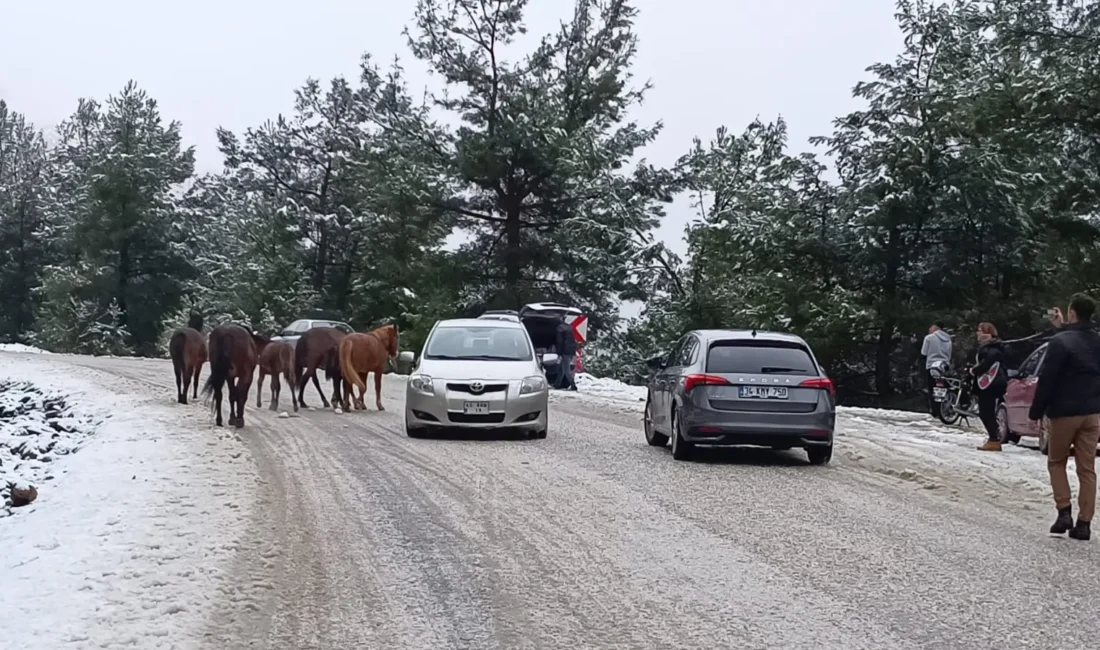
[187,313,204,331]
[377,323,399,358]
[250,330,271,354]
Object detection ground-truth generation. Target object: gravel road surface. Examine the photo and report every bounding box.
[67,355,1100,649]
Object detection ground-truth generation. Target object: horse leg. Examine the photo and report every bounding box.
[270,372,281,412]
[374,370,384,411]
[227,377,240,427]
[256,370,266,408]
[237,374,253,428]
[214,386,224,427]
[311,365,330,408]
[192,365,202,400]
[174,360,185,404]
[179,363,190,405]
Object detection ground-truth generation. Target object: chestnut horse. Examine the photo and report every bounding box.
[338,324,399,412]
[256,341,298,412]
[201,324,268,427]
[294,326,347,410]
[169,326,207,404]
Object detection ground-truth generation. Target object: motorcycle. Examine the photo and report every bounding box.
[932,362,980,425]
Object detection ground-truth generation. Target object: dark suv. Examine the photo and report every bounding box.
[643,329,836,464]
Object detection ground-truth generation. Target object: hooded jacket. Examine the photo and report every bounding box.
[972,339,1007,395]
[1028,322,1100,421]
[921,329,953,370]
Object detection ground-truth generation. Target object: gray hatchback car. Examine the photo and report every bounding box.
[643,329,836,464]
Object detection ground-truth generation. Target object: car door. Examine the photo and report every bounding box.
[652,337,688,433]
[1005,344,1047,432]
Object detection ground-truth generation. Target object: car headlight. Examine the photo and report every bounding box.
[409,375,434,395]
[520,375,546,395]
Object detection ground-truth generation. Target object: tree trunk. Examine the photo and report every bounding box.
[503,207,522,306]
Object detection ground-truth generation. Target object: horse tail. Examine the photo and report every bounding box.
[169,331,186,392]
[339,337,366,393]
[280,343,296,388]
[201,329,234,410]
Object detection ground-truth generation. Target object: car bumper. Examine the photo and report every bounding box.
[405,384,548,429]
[682,408,835,447]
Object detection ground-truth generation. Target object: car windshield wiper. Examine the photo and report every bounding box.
[426,354,523,361]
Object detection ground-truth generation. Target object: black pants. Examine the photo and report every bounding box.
[925,369,936,414]
[977,392,1002,442]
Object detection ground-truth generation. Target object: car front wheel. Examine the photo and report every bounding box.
[405,416,428,439]
[644,396,669,447]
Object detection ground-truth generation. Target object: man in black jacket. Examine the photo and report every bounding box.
[1029,293,1100,541]
[555,317,578,391]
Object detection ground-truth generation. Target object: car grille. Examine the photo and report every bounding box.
[448,413,507,424]
[446,383,508,394]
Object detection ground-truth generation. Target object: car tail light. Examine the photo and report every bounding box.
[683,374,729,392]
[800,377,835,397]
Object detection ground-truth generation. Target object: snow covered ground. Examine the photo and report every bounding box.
[0,352,259,649]
[0,342,52,354]
[557,371,1067,511]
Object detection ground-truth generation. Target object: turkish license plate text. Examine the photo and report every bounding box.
[933,387,947,401]
[739,386,788,400]
[463,401,490,415]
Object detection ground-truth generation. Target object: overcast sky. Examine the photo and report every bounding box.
[2,0,901,254]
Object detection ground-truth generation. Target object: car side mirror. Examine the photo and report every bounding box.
[1007,369,1019,379]
[542,352,560,366]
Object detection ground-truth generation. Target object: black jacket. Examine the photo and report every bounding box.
[555,321,577,356]
[1028,322,1100,420]
[973,339,1007,395]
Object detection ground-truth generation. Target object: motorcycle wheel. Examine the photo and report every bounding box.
[937,400,961,425]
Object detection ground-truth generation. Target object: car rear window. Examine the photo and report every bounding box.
[706,341,818,374]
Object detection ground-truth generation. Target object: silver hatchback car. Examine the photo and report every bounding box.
[644,329,836,464]
[405,318,550,439]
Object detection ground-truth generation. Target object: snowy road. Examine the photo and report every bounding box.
[16,354,1100,649]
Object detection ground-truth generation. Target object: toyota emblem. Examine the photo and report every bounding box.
[469,381,485,393]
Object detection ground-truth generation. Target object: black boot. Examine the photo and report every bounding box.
[1069,519,1091,540]
[1051,507,1074,535]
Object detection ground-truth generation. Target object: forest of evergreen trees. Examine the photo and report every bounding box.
[2,0,1099,407]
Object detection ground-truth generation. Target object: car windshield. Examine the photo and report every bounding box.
[706,341,818,374]
[424,326,533,361]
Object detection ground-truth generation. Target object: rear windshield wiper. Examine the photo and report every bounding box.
[760,366,805,374]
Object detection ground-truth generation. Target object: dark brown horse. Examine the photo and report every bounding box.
[201,324,268,427]
[256,340,297,412]
[169,326,207,404]
[338,324,398,412]
[294,326,347,410]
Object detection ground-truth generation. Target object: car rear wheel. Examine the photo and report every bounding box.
[996,404,1020,445]
[644,396,669,447]
[670,407,694,461]
[807,445,832,466]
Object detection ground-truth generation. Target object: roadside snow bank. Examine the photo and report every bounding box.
[574,372,646,402]
[1,380,101,516]
[0,353,259,649]
[0,343,52,354]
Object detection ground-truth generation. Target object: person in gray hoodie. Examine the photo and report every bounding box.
[921,321,953,413]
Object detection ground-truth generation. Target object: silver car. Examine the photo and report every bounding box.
[270,319,353,347]
[405,318,551,439]
[644,329,836,464]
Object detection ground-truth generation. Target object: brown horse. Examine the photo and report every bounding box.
[294,327,347,410]
[201,324,267,427]
[338,324,399,412]
[169,327,207,404]
[256,341,298,412]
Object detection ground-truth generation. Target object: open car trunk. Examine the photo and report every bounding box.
[521,312,567,388]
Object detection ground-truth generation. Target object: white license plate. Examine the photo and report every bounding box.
[933,387,947,400]
[463,401,490,415]
[739,386,788,400]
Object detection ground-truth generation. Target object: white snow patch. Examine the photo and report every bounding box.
[574,372,646,402]
[0,343,52,354]
[0,353,258,648]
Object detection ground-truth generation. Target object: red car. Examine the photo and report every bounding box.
[998,342,1100,455]
[998,343,1050,453]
